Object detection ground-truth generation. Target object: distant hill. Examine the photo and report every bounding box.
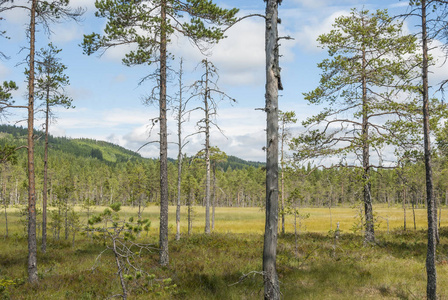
[0,124,142,163]
[0,124,264,169]
[218,155,265,171]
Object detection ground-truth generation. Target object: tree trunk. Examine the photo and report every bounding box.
[27,0,38,284]
[204,59,211,234]
[188,190,192,235]
[412,194,417,230]
[65,199,69,240]
[280,117,285,235]
[294,211,297,257]
[158,0,169,267]
[175,60,183,241]
[421,2,437,298]
[361,25,374,244]
[263,1,280,298]
[42,95,50,253]
[113,238,127,300]
[212,166,216,230]
[2,167,8,238]
[403,187,407,231]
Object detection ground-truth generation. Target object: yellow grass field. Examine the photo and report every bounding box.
[2,204,448,299]
[57,204,447,235]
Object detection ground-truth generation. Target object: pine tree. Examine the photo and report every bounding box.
[82,0,238,266]
[292,8,420,244]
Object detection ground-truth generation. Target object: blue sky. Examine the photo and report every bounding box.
[1,0,443,162]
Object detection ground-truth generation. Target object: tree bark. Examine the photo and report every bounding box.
[2,167,8,238]
[421,1,437,298]
[263,0,280,298]
[204,59,211,234]
[361,23,374,244]
[42,91,50,253]
[212,166,216,230]
[159,0,169,267]
[175,60,184,241]
[403,187,407,231]
[27,0,38,284]
[280,116,285,235]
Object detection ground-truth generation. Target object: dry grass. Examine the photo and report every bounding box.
[0,204,447,299]
[107,204,448,235]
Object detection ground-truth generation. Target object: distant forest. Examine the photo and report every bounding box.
[0,124,444,211]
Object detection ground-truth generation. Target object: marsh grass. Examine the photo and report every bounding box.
[0,205,447,299]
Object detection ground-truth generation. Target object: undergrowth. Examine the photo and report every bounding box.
[0,209,447,299]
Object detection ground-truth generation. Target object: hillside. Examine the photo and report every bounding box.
[0,124,264,169]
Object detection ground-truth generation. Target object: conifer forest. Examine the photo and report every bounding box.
[1,0,448,299]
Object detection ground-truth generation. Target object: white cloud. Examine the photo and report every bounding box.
[295,10,349,53]
[292,0,360,9]
[172,17,266,86]
[292,0,330,9]
[70,0,97,11]
[49,126,67,137]
[428,40,448,86]
[389,2,410,9]
[49,23,83,43]
[66,86,93,101]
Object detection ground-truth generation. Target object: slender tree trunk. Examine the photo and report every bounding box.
[65,199,68,240]
[435,192,439,244]
[263,1,280,298]
[57,204,61,240]
[403,187,407,231]
[159,0,169,267]
[212,166,216,230]
[421,2,437,298]
[204,60,211,234]
[3,169,8,238]
[188,190,192,235]
[113,238,127,300]
[361,32,374,244]
[138,196,142,221]
[4,202,7,238]
[294,211,297,257]
[445,188,447,206]
[280,118,285,235]
[175,60,184,241]
[27,0,38,284]
[412,194,417,230]
[42,96,50,253]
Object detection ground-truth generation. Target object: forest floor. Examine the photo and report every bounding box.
[1,205,448,299]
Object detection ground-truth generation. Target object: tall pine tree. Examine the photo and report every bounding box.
[82,0,238,266]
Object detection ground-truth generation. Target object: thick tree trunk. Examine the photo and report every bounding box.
[421,1,437,298]
[263,1,280,298]
[159,0,169,267]
[27,0,38,284]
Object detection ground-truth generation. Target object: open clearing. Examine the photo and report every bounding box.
[1,205,447,299]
